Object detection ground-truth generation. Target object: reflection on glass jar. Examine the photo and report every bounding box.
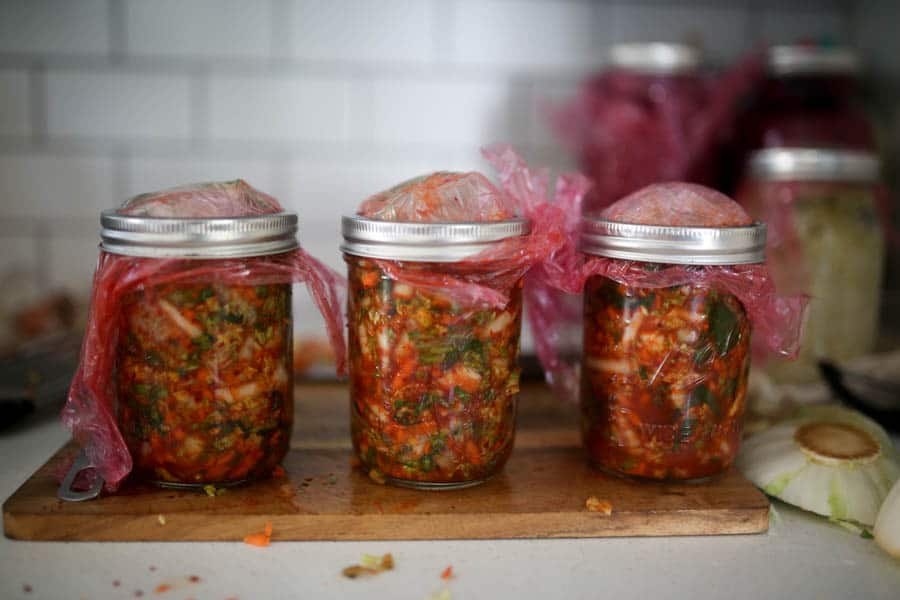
[117,281,293,487]
[738,148,885,383]
[581,275,751,481]
[346,256,522,489]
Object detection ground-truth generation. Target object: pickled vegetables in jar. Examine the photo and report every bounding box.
[342,170,532,489]
[582,276,751,480]
[117,282,292,486]
[737,148,885,383]
[62,180,346,493]
[346,256,523,488]
[578,183,774,481]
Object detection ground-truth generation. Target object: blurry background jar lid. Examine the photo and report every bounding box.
[608,42,702,75]
[768,45,861,76]
[749,148,881,182]
[580,218,766,265]
[341,215,530,263]
[100,211,299,259]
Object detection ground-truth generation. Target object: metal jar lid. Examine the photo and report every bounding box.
[100,211,299,258]
[341,215,531,262]
[768,45,860,76]
[609,42,701,75]
[749,148,881,183]
[580,219,767,265]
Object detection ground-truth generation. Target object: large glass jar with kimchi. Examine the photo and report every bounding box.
[580,217,767,480]
[342,216,529,489]
[100,211,298,488]
[737,148,885,383]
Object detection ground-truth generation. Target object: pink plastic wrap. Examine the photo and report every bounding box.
[62,180,346,492]
[529,182,807,399]
[552,52,764,213]
[358,171,517,222]
[354,145,582,310]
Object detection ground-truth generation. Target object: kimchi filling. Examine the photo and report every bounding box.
[347,257,522,484]
[117,283,293,485]
[581,275,751,480]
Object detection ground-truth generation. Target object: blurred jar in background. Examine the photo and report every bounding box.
[746,45,876,152]
[737,148,885,383]
[556,43,709,213]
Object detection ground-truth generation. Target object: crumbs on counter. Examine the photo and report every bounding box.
[113,580,121,587]
[425,589,451,600]
[368,469,386,485]
[134,590,144,597]
[22,584,32,594]
[154,583,173,594]
[157,514,167,525]
[243,521,273,547]
[440,566,454,581]
[585,496,613,515]
[342,553,395,579]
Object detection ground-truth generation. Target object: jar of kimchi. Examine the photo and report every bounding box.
[738,147,885,383]
[341,216,530,489]
[580,217,767,480]
[100,211,298,488]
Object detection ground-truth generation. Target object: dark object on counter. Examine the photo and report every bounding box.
[0,332,80,431]
[819,360,900,432]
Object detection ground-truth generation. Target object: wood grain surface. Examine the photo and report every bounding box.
[3,382,769,541]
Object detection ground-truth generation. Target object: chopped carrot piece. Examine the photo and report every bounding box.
[243,521,273,547]
[154,583,173,593]
[585,496,613,515]
[440,566,454,580]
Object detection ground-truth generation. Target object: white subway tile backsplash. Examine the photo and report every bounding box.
[452,0,599,69]
[0,69,31,136]
[0,236,39,283]
[759,9,848,44]
[527,80,580,148]
[610,2,749,64]
[124,156,283,201]
[0,154,116,218]
[46,70,192,139]
[363,79,514,145]
[125,0,272,59]
[46,233,100,296]
[287,0,434,63]
[0,0,109,56]
[209,75,348,142]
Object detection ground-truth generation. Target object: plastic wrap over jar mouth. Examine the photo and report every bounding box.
[748,148,881,184]
[580,218,767,265]
[768,45,860,77]
[341,215,531,263]
[608,42,702,75]
[100,210,299,258]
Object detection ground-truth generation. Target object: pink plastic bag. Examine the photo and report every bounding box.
[529,182,807,399]
[62,180,346,492]
[354,145,585,310]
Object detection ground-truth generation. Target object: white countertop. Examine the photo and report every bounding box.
[2,417,899,600]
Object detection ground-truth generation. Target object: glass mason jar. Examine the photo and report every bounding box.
[578,43,712,212]
[746,45,875,151]
[341,216,529,489]
[737,148,885,383]
[100,212,298,488]
[579,219,766,480]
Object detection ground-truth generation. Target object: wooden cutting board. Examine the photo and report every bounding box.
[3,382,769,541]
